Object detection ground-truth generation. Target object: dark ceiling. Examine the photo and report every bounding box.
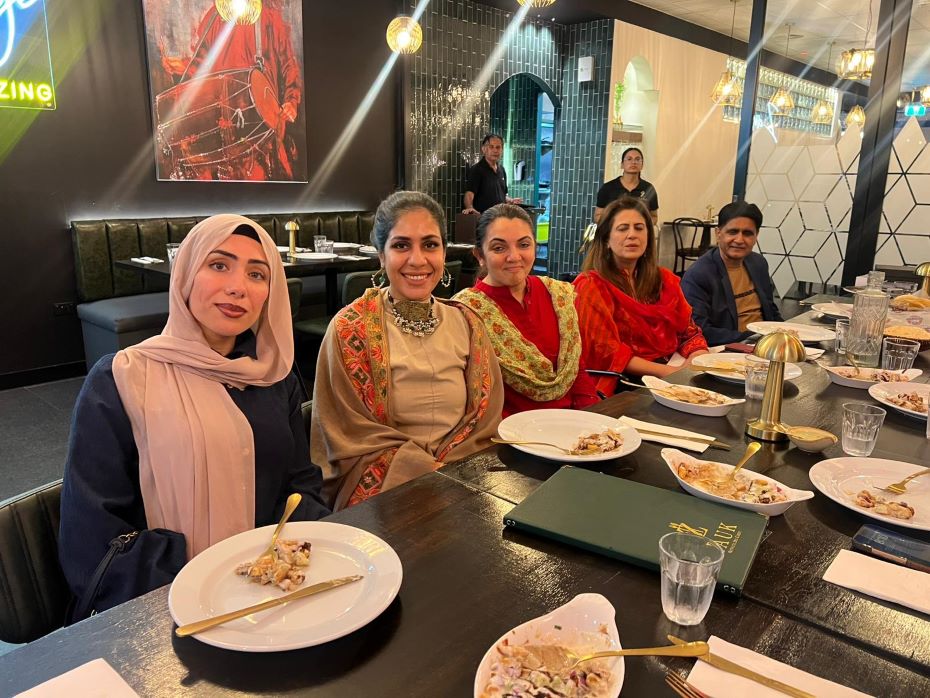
[475,0,606,26]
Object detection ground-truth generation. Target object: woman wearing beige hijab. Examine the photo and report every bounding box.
[312,191,503,511]
[59,214,329,620]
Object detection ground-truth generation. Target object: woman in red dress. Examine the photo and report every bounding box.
[574,196,708,395]
[455,204,599,417]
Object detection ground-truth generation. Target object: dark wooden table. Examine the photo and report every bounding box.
[4,313,929,696]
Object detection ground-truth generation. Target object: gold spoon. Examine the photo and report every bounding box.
[845,352,861,377]
[569,640,708,669]
[260,492,302,561]
[727,441,762,481]
[491,437,577,454]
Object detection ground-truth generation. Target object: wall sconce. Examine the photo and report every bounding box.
[386,16,423,54]
[214,0,262,25]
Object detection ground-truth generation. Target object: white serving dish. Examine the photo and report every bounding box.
[690,352,803,384]
[661,448,814,516]
[292,252,338,261]
[497,409,641,462]
[473,593,623,698]
[785,426,838,453]
[746,321,836,344]
[868,382,930,420]
[332,241,362,250]
[641,376,743,417]
[811,302,853,319]
[823,366,922,389]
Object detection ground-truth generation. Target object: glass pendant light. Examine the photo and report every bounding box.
[846,104,866,128]
[517,0,556,7]
[920,85,930,107]
[386,16,423,54]
[712,1,743,107]
[811,43,835,124]
[214,0,262,25]
[838,2,875,80]
[769,26,795,116]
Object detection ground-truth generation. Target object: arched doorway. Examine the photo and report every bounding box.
[610,57,659,180]
[489,73,560,272]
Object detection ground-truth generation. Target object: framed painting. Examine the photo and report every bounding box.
[141,0,307,182]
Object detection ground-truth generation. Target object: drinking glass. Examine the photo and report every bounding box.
[744,355,769,400]
[881,337,920,371]
[659,533,725,626]
[842,403,886,457]
[847,288,889,368]
[166,243,181,267]
[317,239,335,255]
[313,235,328,252]
[834,319,849,354]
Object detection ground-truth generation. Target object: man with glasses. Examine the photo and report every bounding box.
[593,147,659,225]
[463,134,522,215]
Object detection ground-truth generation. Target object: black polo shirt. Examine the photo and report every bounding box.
[466,158,508,212]
[596,176,659,212]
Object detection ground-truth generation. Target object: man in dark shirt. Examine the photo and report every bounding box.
[463,133,522,214]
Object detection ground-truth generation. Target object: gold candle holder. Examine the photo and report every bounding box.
[285,220,299,259]
[916,261,930,296]
[746,331,806,442]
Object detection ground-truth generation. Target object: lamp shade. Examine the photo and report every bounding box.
[753,331,806,363]
[214,0,262,25]
[518,0,557,6]
[837,48,875,80]
[769,87,795,116]
[921,86,930,107]
[711,70,743,106]
[386,16,423,54]
[811,99,834,124]
[846,105,866,128]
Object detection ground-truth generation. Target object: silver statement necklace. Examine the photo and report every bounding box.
[387,292,439,337]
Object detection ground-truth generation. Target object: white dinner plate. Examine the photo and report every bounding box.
[641,376,744,417]
[746,321,836,343]
[810,457,930,531]
[358,245,379,256]
[168,521,403,652]
[811,302,853,319]
[691,352,803,384]
[292,252,338,261]
[332,242,362,250]
[823,366,922,389]
[275,245,310,253]
[867,382,930,420]
[473,594,623,698]
[497,409,641,462]
[661,448,813,516]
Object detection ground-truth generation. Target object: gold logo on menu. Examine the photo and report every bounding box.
[668,521,742,553]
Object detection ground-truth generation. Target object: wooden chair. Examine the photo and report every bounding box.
[0,480,71,644]
[671,217,708,275]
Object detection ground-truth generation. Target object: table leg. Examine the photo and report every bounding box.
[325,269,340,315]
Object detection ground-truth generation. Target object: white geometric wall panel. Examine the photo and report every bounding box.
[749,117,930,298]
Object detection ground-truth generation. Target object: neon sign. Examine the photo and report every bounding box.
[0,0,55,110]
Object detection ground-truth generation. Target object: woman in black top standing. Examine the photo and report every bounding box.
[594,147,659,225]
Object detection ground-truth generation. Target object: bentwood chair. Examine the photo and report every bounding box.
[671,217,708,276]
[0,480,71,644]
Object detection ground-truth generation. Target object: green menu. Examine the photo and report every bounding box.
[503,466,769,596]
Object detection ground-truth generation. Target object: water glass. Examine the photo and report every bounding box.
[847,288,889,368]
[659,532,725,626]
[317,239,335,255]
[881,337,920,371]
[841,403,886,457]
[313,235,328,253]
[834,319,849,354]
[744,355,770,400]
[166,243,181,267]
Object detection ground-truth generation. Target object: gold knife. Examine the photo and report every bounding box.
[668,635,815,698]
[175,574,364,637]
[632,428,732,451]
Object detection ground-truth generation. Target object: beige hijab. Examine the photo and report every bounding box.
[112,214,293,559]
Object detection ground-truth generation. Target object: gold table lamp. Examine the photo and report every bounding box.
[916,261,930,296]
[285,220,299,259]
[746,331,806,441]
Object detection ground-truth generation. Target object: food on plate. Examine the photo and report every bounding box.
[885,391,929,414]
[654,384,729,405]
[890,295,930,311]
[675,459,788,504]
[780,327,801,339]
[831,367,912,382]
[884,325,930,341]
[479,641,613,698]
[854,490,915,520]
[235,539,312,591]
[705,361,748,376]
[571,428,625,455]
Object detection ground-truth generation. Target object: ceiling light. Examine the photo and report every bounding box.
[811,43,835,124]
[838,3,875,80]
[517,0,556,7]
[712,1,742,107]
[846,105,866,128]
[769,24,795,116]
[386,16,423,54]
[921,85,930,107]
[214,0,262,25]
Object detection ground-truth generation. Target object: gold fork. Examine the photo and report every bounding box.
[259,492,302,561]
[880,467,930,494]
[491,437,578,454]
[568,640,708,669]
[666,670,710,698]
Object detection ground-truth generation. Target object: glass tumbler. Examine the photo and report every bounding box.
[841,403,886,457]
[834,319,849,354]
[847,288,889,368]
[166,243,181,267]
[744,355,770,400]
[659,533,725,626]
[313,235,328,253]
[881,337,920,371]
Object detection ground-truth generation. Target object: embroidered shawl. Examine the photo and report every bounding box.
[310,288,503,511]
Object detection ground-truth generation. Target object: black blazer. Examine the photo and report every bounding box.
[680,248,782,345]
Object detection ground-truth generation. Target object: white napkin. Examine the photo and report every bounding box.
[668,345,725,367]
[129,256,163,264]
[16,659,139,697]
[338,254,368,261]
[687,636,872,698]
[823,549,930,615]
[617,416,711,453]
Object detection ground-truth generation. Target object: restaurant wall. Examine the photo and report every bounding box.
[407,0,612,277]
[0,0,399,382]
[608,21,740,224]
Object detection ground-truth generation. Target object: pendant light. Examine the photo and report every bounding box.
[920,85,930,107]
[846,105,866,128]
[517,0,556,7]
[214,0,262,25]
[768,25,795,116]
[386,16,423,54]
[711,0,743,107]
[838,2,875,79]
[811,43,836,125]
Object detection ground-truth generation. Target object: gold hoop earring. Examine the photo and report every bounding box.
[371,268,387,288]
[440,267,452,288]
